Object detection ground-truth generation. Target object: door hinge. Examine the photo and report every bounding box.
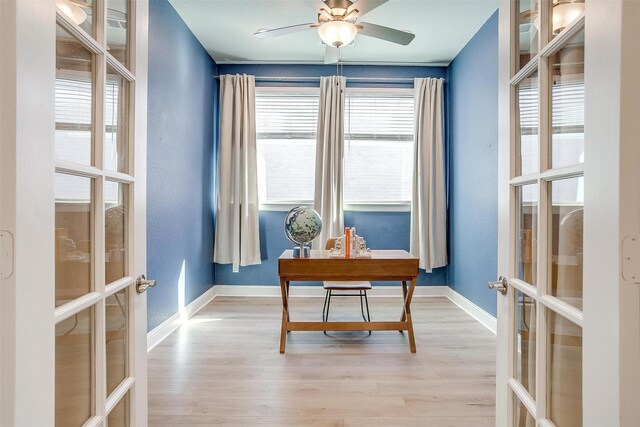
[0,230,14,280]
[622,235,640,284]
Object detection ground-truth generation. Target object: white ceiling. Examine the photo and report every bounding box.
[168,0,497,66]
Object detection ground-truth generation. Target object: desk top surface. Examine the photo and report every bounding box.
[279,249,417,260]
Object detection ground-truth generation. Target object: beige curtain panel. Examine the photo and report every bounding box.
[410,77,448,271]
[214,74,261,271]
[313,75,346,250]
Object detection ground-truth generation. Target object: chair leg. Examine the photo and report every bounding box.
[323,290,332,336]
[359,290,367,322]
[363,290,371,335]
[364,290,371,322]
[322,289,329,322]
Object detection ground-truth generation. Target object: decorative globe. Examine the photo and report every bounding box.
[284,206,323,245]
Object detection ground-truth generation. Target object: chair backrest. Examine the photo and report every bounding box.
[325,238,338,250]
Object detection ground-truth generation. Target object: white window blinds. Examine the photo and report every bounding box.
[56,77,93,127]
[518,80,585,132]
[255,91,319,203]
[345,92,415,141]
[55,76,122,201]
[519,78,585,204]
[255,88,416,206]
[256,92,319,140]
[344,91,415,203]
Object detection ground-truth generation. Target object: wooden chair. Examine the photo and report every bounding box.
[322,238,372,334]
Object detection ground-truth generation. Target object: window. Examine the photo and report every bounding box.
[344,90,414,204]
[55,24,95,166]
[518,47,585,177]
[256,88,318,203]
[255,87,415,208]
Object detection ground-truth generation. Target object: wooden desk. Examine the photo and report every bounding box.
[278,249,420,353]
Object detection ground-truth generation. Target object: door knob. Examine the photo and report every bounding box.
[488,276,508,295]
[136,274,156,294]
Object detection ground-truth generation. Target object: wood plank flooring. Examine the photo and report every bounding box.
[148,296,496,427]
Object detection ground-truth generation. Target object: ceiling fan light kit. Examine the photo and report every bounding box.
[552,0,584,35]
[253,0,415,64]
[532,0,584,35]
[56,0,87,25]
[318,21,358,47]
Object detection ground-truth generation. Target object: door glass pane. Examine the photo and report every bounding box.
[514,394,536,427]
[56,24,95,166]
[105,65,130,173]
[106,181,128,284]
[107,0,130,68]
[517,184,538,285]
[551,28,584,169]
[107,391,130,427]
[551,0,585,38]
[517,0,539,72]
[55,174,94,307]
[517,71,539,176]
[56,306,95,426]
[550,178,583,309]
[515,291,537,398]
[547,310,582,427]
[56,0,94,38]
[106,289,128,396]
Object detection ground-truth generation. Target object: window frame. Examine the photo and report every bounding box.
[255,85,414,212]
[255,86,319,210]
[343,87,414,208]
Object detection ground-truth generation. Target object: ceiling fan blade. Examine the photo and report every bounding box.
[347,0,389,18]
[303,0,331,14]
[254,23,317,39]
[357,22,415,45]
[324,46,339,64]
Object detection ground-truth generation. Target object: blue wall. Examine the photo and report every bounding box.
[214,64,448,287]
[218,64,446,89]
[215,211,447,286]
[144,8,500,330]
[147,0,217,331]
[447,10,499,316]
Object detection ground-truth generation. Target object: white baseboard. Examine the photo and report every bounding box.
[146,285,216,352]
[147,284,496,352]
[213,284,449,298]
[446,287,497,334]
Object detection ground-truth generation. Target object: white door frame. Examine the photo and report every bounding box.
[582,1,640,424]
[131,0,150,424]
[0,1,149,425]
[496,0,640,426]
[1,2,56,425]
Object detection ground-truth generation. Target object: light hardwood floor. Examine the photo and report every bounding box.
[148,296,496,427]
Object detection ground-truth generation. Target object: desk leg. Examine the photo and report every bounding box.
[279,277,289,353]
[399,281,408,333]
[404,277,417,353]
[286,281,290,323]
[400,281,408,322]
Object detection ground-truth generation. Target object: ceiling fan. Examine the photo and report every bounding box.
[254,0,415,64]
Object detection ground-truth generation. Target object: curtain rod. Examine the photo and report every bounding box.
[213,75,445,83]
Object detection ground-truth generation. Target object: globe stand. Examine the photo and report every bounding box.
[293,244,310,258]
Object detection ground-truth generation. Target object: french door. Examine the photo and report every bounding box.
[495,0,640,426]
[0,1,149,425]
